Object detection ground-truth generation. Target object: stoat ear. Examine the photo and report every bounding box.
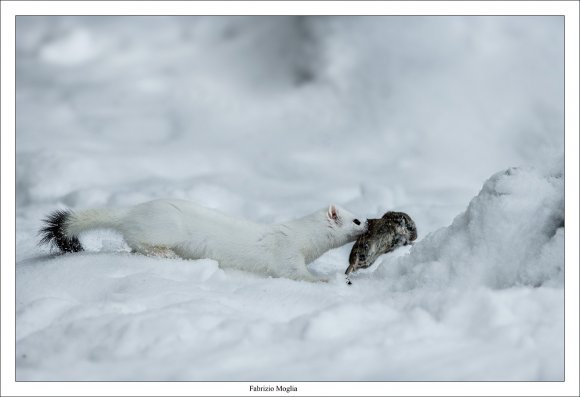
[327,204,339,222]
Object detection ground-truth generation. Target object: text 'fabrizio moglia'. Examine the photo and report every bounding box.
[250,385,298,393]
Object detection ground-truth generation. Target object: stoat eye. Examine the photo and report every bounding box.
[353,219,361,225]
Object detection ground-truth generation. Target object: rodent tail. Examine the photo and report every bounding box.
[39,207,125,253]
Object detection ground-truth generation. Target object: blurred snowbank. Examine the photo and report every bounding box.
[16,17,563,218]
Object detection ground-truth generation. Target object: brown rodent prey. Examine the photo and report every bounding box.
[346,211,417,275]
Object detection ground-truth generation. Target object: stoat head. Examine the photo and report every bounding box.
[326,204,368,240]
[346,211,417,275]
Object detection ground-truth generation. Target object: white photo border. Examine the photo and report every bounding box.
[2,1,578,396]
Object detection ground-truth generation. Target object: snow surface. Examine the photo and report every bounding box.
[15,16,564,381]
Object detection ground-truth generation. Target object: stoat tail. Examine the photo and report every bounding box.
[39,208,125,253]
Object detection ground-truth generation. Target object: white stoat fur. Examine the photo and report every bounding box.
[41,199,367,282]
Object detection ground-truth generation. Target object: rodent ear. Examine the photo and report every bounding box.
[327,204,339,221]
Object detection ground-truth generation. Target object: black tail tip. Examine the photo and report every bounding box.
[38,209,83,253]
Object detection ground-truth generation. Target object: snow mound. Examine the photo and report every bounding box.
[376,164,564,290]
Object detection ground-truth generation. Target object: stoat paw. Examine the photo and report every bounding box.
[295,270,329,283]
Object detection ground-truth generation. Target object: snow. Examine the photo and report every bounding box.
[15,16,564,381]
[373,165,564,290]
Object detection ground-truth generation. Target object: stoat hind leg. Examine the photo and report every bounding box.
[133,244,179,259]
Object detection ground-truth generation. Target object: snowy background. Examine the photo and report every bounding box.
[15,16,564,381]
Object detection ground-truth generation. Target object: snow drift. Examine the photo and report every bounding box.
[374,163,565,290]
